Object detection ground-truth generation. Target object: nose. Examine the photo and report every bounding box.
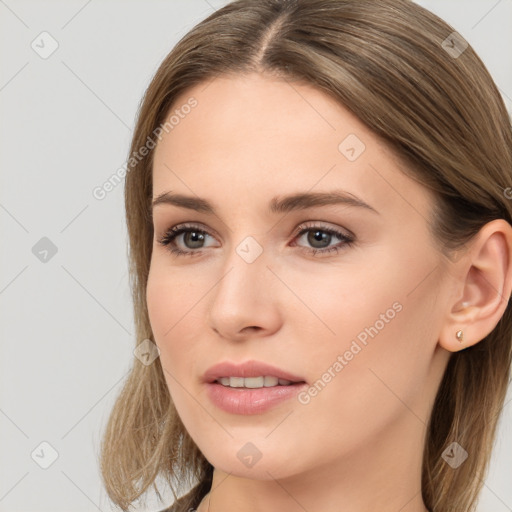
[207,239,282,341]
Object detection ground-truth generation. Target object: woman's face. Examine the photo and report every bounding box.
[147,72,455,481]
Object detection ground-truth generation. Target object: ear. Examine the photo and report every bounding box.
[439,219,512,352]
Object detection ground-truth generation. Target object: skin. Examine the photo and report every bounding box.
[146,72,512,512]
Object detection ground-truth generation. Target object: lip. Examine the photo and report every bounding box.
[203,360,306,384]
[203,360,307,415]
[205,381,308,415]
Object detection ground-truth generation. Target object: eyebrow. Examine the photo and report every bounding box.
[151,189,379,215]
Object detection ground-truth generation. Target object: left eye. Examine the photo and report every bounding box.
[156,222,355,257]
[292,224,355,256]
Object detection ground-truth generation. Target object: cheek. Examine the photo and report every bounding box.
[146,255,208,324]
[146,258,222,411]
[286,248,439,401]
[282,259,402,364]
[146,263,200,372]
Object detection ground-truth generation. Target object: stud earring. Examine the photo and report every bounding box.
[456,329,464,343]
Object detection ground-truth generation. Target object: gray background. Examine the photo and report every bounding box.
[0,1,511,511]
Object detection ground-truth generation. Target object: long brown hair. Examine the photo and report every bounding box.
[98,1,512,511]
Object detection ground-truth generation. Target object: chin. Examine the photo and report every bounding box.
[197,435,305,481]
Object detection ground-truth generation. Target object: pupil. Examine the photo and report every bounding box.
[308,230,330,248]
[185,231,204,248]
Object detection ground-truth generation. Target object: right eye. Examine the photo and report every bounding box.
[157,223,216,257]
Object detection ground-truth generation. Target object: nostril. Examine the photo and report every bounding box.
[242,326,261,333]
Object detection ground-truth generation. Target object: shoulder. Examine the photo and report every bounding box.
[156,483,206,512]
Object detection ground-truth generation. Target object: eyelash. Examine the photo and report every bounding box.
[156,222,355,258]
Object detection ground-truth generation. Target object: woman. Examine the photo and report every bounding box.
[99,1,512,511]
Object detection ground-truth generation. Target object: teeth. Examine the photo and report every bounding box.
[216,376,295,388]
[264,376,278,387]
[229,377,245,387]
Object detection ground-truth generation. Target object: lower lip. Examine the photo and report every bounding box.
[205,381,308,415]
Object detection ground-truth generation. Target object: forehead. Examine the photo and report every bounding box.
[151,73,433,223]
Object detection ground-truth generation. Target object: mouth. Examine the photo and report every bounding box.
[205,376,309,415]
[203,360,308,414]
[213,376,306,388]
[203,360,307,388]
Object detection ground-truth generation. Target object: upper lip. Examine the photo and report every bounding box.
[203,360,306,384]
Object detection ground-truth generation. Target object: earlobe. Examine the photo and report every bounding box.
[439,219,512,352]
